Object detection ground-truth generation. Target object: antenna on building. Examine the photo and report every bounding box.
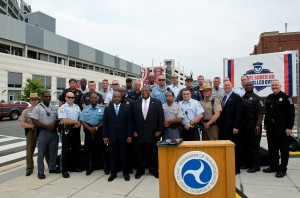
[285,23,288,33]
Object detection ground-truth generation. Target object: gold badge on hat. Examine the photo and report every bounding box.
[126,101,129,105]
[279,98,283,101]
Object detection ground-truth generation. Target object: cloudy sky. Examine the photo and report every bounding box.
[29,0,300,80]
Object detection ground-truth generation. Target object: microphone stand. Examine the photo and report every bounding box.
[185,111,210,133]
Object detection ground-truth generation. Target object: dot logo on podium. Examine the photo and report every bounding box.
[174,151,218,195]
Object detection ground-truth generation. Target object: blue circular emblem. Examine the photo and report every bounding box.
[174,151,218,195]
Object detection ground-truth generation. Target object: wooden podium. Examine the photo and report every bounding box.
[158,140,235,198]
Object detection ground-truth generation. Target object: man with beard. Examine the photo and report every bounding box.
[263,80,295,178]
[241,81,265,173]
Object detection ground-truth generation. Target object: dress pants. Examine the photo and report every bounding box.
[37,130,59,174]
[109,141,128,175]
[136,143,158,175]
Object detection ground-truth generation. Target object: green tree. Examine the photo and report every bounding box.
[20,78,49,101]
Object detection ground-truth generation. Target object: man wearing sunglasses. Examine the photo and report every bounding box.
[150,75,168,104]
[167,74,184,101]
[58,92,82,178]
[104,80,120,106]
[31,91,60,179]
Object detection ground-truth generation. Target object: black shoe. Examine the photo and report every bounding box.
[275,171,286,178]
[152,172,159,179]
[124,174,130,181]
[49,169,61,174]
[247,167,260,173]
[38,174,46,179]
[108,175,116,182]
[263,167,277,173]
[26,170,32,176]
[240,165,248,170]
[62,172,70,178]
[135,173,144,179]
[104,169,109,175]
[235,170,240,175]
[86,169,93,176]
[129,169,133,174]
[70,168,82,173]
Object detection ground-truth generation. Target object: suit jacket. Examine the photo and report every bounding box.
[132,97,164,144]
[102,103,132,143]
[219,92,243,136]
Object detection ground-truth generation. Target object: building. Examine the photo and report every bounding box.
[0,5,141,102]
[252,31,300,55]
[0,0,31,21]
[141,59,190,86]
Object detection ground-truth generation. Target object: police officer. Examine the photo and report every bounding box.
[60,78,83,108]
[212,77,225,101]
[19,93,40,176]
[58,92,82,178]
[81,81,103,108]
[127,80,142,101]
[200,84,222,140]
[179,88,204,141]
[111,87,134,107]
[263,80,295,178]
[99,79,111,100]
[104,80,120,106]
[80,93,105,176]
[150,75,169,104]
[78,78,89,94]
[167,74,184,101]
[162,91,184,140]
[31,91,60,179]
[125,78,134,96]
[241,81,265,173]
[177,77,202,102]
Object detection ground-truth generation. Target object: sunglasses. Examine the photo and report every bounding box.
[158,79,165,81]
[112,84,119,86]
[67,96,74,99]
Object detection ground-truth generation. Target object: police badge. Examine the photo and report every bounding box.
[279,98,283,102]
[249,97,253,100]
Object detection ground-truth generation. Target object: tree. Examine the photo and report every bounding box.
[20,78,49,101]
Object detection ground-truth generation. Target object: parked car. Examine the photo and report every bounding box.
[0,103,28,120]
[9,100,31,107]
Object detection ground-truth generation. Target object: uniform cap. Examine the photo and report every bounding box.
[28,93,39,99]
[126,78,132,82]
[185,76,193,81]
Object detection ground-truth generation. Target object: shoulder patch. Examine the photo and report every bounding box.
[259,100,264,106]
[60,108,65,113]
[288,98,293,104]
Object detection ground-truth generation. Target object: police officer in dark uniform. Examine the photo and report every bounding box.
[241,81,265,173]
[60,78,83,108]
[177,77,202,102]
[58,92,82,178]
[127,80,141,101]
[80,93,105,176]
[263,80,295,178]
[81,81,103,108]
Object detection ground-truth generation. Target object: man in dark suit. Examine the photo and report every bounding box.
[219,80,243,175]
[132,86,164,179]
[103,92,132,182]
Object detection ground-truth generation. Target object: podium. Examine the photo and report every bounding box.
[158,140,235,198]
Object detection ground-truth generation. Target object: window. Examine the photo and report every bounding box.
[27,50,37,59]
[57,78,66,90]
[58,57,65,65]
[49,55,57,63]
[8,72,22,88]
[69,60,75,67]
[0,43,10,54]
[32,75,51,89]
[38,53,48,61]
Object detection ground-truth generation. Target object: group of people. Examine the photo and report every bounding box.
[19,74,295,182]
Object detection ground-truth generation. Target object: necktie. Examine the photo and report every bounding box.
[115,105,119,116]
[143,100,148,120]
[221,95,227,109]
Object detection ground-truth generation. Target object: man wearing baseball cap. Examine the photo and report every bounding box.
[177,76,202,102]
[125,78,134,96]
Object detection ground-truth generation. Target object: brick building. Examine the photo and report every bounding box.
[252,31,300,55]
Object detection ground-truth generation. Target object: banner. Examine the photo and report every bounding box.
[224,51,298,97]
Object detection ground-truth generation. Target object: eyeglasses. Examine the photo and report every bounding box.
[112,84,119,86]
[158,79,165,81]
[67,97,74,99]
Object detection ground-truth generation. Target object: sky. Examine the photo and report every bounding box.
[28,0,300,80]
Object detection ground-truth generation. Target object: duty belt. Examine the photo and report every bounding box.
[202,120,217,126]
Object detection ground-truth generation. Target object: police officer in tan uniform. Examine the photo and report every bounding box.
[200,84,222,140]
[19,93,39,176]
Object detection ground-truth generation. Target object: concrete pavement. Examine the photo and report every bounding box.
[0,137,299,198]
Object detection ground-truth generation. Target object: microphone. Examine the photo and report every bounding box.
[184,111,209,133]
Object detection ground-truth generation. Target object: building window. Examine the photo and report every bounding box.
[32,75,51,89]
[58,57,65,65]
[88,65,94,70]
[38,53,48,61]
[0,43,10,54]
[27,50,37,59]
[8,72,22,88]
[49,55,57,63]
[57,78,66,91]
[69,60,75,67]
